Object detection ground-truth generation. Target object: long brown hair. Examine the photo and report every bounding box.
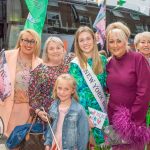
[74,26,103,74]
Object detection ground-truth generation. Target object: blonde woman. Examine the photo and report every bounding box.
[0,29,42,137]
[134,31,150,63]
[134,31,150,149]
[29,37,74,122]
[69,26,108,148]
[106,22,150,149]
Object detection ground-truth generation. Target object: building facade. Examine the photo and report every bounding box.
[1,0,150,52]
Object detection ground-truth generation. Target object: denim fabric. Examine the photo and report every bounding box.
[6,123,43,149]
[44,99,89,150]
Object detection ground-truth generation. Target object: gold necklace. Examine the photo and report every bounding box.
[18,53,32,68]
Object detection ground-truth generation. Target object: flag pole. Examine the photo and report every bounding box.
[41,107,61,150]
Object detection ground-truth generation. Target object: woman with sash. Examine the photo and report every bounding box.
[69,26,108,148]
[0,29,42,137]
[106,22,150,149]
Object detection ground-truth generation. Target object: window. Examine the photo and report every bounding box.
[79,16,91,26]
[65,0,87,4]
[112,11,124,18]
[74,5,87,11]
[130,13,140,21]
[48,0,58,7]
[8,25,24,49]
[135,24,144,33]
[47,12,61,27]
[47,27,59,34]
[148,25,150,31]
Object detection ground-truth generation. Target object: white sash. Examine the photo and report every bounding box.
[71,57,107,113]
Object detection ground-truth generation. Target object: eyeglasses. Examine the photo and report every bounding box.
[21,39,36,45]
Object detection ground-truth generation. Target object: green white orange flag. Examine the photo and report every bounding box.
[24,0,48,37]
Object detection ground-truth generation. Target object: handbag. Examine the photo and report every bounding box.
[0,116,4,139]
[20,132,44,150]
[19,114,45,150]
[0,117,8,150]
[103,125,128,146]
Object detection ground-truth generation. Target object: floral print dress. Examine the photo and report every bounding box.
[69,54,108,145]
[29,54,74,113]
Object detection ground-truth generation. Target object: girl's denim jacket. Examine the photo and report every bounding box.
[44,98,89,150]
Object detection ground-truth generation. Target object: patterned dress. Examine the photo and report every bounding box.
[7,56,31,135]
[29,54,74,113]
[69,54,108,145]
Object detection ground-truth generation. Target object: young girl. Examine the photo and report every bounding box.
[44,74,89,150]
[69,26,108,148]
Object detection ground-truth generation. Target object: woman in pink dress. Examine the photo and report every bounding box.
[0,29,42,138]
[106,22,150,150]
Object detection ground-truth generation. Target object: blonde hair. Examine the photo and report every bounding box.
[99,50,107,57]
[134,32,150,51]
[42,37,64,63]
[15,29,41,56]
[74,26,103,74]
[106,22,131,51]
[53,74,78,101]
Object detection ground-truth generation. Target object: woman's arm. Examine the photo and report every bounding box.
[77,107,89,150]
[45,145,51,150]
[131,55,150,124]
[112,55,150,144]
[29,66,49,121]
[29,69,43,110]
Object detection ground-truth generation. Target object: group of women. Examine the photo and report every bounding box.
[0,21,150,150]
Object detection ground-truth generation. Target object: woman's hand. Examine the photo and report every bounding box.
[45,145,51,150]
[36,109,48,122]
[38,111,48,122]
[88,117,94,129]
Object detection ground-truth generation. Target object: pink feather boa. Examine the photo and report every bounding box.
[112,106,150,145]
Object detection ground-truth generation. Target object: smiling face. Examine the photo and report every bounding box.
[20,32,36,56]
[56,79,74,102]
[47,41,64,65]
[78,31,94,58]
[137,36,150,58]
[107,29,128,58]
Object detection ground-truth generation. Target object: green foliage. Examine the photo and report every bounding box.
[94,144,111,150]
[146,105,150,127]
